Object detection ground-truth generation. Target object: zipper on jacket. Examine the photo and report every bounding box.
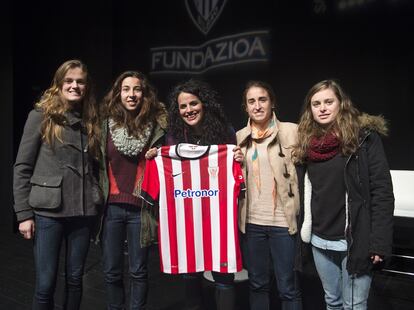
[344,130,371,272]
[355,155,361,186]
[344,153,354,270]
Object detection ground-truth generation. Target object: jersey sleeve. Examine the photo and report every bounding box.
[140,158,160,206]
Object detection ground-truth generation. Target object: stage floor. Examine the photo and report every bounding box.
[1,225,413,310]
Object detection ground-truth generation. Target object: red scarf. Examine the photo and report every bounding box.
[307,132,340,162]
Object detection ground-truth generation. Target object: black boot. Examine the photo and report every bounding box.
[184,275,204,310]
[215,286,235,310]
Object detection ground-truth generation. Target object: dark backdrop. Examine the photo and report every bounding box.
[6,0,414,227]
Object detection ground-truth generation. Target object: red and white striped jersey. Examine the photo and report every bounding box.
[140,144,244,274]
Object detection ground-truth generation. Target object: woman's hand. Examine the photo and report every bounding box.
[371,254,383,264]
[145,147,158,160]
[233,146,244,163]
[19,219,35,239]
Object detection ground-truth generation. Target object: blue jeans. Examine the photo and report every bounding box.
[312,246,372,310]
[102,204,149,310]
[33,215,93,310]
[246,224,302,310]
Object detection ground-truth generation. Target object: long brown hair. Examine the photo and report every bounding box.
[35,59,101,159]
[293,80,361,163]
[101,71,166,136]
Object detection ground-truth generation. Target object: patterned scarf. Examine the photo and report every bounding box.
[250,114,276,193]
[109,118,153,157]
[307,131,341,162]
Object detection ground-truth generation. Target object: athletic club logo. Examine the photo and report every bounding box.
[208,166,219,178]
[185,0,228,35]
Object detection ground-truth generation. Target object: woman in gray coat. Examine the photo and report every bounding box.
[13,59,102,310]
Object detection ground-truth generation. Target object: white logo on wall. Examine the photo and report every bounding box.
[150,30,269,75]
[185,0,228,35]
[149,1,270,75]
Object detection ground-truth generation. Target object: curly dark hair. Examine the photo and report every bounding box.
[168,79,232,145]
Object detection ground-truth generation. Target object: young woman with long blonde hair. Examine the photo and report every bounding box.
[13,59,102,310]
[294,80,394,310]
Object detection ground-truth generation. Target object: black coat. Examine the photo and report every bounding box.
[296,116,394,275]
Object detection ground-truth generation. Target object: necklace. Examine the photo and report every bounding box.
[109,118,153,157]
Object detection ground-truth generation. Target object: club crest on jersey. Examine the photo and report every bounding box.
[208,166,219,177]
[185,0,227,35]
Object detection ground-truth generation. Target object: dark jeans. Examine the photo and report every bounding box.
[102,204,149,310]
[246,224,302,310]
[33,215,93,310]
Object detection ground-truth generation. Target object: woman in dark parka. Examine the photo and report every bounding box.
[293,80,394,310]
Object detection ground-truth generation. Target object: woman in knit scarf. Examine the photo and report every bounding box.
[99,71,167,310]
[293,79,394,310]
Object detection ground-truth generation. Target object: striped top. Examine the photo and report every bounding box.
[140,143,244,274]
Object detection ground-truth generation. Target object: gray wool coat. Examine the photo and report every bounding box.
[13,109,102,222]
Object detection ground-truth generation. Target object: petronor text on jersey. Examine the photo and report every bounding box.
[174,189,219,198]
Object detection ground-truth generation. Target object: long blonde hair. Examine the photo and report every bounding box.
[293,80,361,163]
[35,59,101,158]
